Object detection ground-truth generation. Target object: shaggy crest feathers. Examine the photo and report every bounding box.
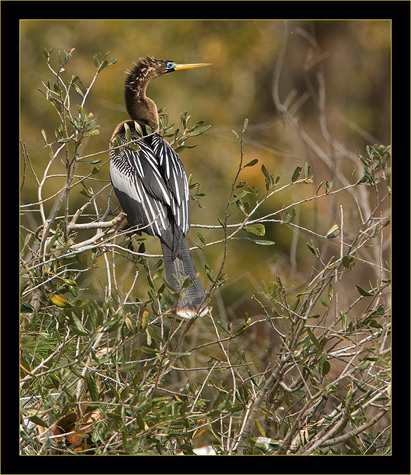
[124,56,169,94]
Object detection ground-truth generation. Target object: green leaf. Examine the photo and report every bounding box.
[103,315,123,333]
[320,296,330,308]
[189,124,211,136]
[368,305,385,319]
[82,158,102,165]
[133,121,143,136]
[50,294,71,308]
[243,223,266,237]
[105,58,117,68]
[236,237,275,246]
[358,360,371,371]
[319,355,331,377]
[284,208,296,224]
[326,224,340,239]
[70,312,89,335]
[85,129,100,137]
[230,190,251,204]
[291,166,302,182]
[84,371,99,401]
[175,144,197,153]
[217,320,230,335]
[205,264,215,282]
[255,419,266,437]
[244,158,258,168]
[97,60,108,72]
[340,311,348,331]
[325,180,334,193]
[181,111,189,128]
[49,97,62,113]
[197,231,206,244]
[261,164,276,190]
[234,318,251,337]
[261,164,270,179]
[123,122,132,143]
[316,181,324,194]
[342,255,357,269]
[306,240,319,257]
[168,351,192,356]
[58,277,78,287]
[236,199,249,215]
[355,285,374,297]
[307,328,321,352]
[28,415,49,428]
[71,82,84,97]
[127,143,141,153]
[21,301,34,313]
[146,325,164,344]
[328,283,334,301]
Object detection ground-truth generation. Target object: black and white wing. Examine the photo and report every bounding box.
[109,128,190,243]
[151,133,190,233]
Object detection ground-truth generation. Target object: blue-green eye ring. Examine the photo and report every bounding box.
[166,61,175,70]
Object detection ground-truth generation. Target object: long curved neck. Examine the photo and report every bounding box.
[124,66,159,131]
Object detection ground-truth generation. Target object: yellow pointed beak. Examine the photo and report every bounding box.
[174,62,211,71]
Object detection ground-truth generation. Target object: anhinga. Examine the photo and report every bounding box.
[109,57,210,319]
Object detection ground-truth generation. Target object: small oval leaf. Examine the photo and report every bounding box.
[50,294,71,308]
[326,224,340,239]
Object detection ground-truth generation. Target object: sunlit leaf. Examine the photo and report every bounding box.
[50,294,71,308]
[326,224,340,239]
[41,129,47,143]
[244,223,266,237]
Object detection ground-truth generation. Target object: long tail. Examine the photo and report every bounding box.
[160,236,207,319]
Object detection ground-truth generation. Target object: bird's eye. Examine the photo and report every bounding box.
[166,61,175,70]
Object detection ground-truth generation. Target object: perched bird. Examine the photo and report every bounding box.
[109,57,210,318]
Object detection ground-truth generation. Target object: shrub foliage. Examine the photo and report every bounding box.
[20,43,390,455]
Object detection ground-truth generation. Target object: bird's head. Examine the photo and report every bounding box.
[124,57,210,129]
[126,56,210,86]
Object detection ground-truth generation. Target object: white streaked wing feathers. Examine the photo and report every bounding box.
[110,132,190,236]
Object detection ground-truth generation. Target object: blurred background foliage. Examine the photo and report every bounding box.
[20,19,390,321]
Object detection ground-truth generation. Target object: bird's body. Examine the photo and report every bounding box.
[109,57,209,318]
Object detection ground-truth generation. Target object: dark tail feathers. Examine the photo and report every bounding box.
[161,237,207,318]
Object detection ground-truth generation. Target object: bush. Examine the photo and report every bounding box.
[20,33,390,455]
